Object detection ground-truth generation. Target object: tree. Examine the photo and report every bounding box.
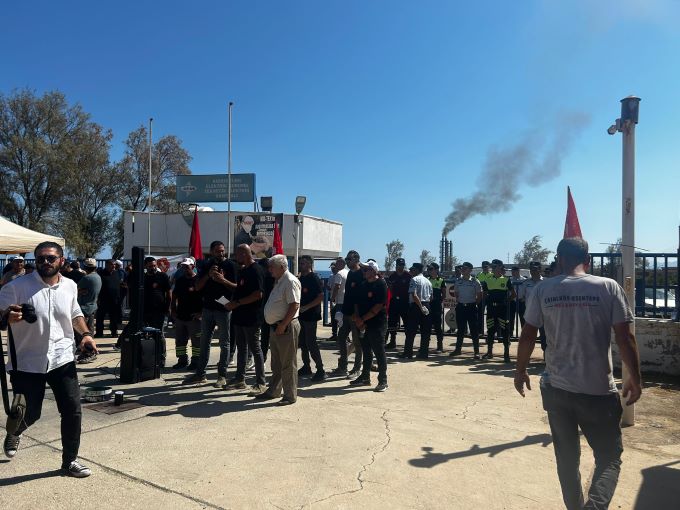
[514,235,552,265]
[0,89,99,233]
[384,239,404,271]
[55,123,122,256]
[420,249,436,267]
[111,126,193,254]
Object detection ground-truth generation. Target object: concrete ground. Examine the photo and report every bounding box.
[1,326,679,509]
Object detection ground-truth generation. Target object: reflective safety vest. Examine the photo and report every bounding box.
[428,276,445,302]
[485,275,510,303]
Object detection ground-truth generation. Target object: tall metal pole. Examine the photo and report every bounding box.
[294,218,300,275]
[148,117,153,254]
[620,96,640,426]
[227,102,234,258]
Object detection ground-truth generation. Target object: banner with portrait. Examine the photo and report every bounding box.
[233,214,283,259]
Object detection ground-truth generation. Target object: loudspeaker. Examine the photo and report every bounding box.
[119,328,164,384]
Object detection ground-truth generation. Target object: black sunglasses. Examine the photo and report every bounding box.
[36,255,60,264]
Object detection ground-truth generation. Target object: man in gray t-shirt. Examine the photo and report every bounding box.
[514,237,641,510]
[77,260,102,334]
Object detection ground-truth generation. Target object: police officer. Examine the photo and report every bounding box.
[476,261,492,335]
[482,259,515,362]
[426,263,446,352]
[385,257,411,349]
[449,262,483,359]
[508,266,526,339]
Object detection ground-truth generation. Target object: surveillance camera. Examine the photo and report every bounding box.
[607,124,618,135]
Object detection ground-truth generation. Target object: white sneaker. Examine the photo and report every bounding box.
[214,376,228,388]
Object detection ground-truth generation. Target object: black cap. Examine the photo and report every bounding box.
[462,262,473,269]
[511,266,520,271]
[409,262,424,272]
[396,258,406,266]
[529,261,542,269]
[482,260,490,267]
[491,259,503,266]
[428,262,439,270]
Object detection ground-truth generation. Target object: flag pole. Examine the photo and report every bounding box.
[227,102,234,258]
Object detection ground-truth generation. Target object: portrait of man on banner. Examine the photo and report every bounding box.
[234,214,283,259]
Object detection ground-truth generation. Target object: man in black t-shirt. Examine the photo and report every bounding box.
[386,257,411,349]
[333,250,363,376]
[297,255,326,381]
[353,260,389,392]
[96,259,121,337]
[183,241,237,386]
[143,257,171,331]
[170,259,202,369]
[225,244,267,394]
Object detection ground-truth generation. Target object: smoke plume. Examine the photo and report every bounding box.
[441,112,591,237]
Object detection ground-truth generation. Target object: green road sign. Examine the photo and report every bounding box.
[176,174,255,203]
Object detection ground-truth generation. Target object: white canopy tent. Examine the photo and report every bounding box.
[0,216,65,254]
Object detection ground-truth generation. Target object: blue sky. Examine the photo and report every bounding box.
[2,0,679,264]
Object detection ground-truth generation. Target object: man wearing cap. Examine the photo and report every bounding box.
[386,257,411,349]
[400,263,433,359]
[515,237,641,510]
[427,263,446,352]
[476,261,492,335]
[76,259,102,363]
[333,250,364,376]
[170,258,202,369]
[518,261,546,351]
[2,256,26,286]
[483,259,515,362]
[450,262,483,359]
[352,260,389,391]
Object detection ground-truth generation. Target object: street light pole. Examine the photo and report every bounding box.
[227,102,234,258]
[148,117,153,254]
[608,95,641,426]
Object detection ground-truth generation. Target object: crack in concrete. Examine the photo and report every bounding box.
[460,389,506,420]
[298,410,392,509]
[22,434,229,510]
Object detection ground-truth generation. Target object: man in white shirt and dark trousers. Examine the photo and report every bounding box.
[257,254,301,405]
[515,238,642,509]
[0,242,98,477]
[400,263,433,359]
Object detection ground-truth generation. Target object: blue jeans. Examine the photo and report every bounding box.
[541,383,623,510]
[197,308,231,377]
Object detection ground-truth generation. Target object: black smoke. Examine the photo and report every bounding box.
[442,112,591,237]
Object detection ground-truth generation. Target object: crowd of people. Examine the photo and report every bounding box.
[1,237,642,510]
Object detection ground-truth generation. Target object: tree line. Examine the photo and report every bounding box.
[0,89,192,258]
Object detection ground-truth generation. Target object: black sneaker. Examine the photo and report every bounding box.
[311,370,327,382]
[62,460,92,478]
[182,373,207,385]
[186,360,198,371]
[331,367,348,377]
[374,382,388,392]
[297,365,313,377]
[385,341,397,350]
[3,434,20,459]
[349,377,371,386]
[482,352,493,359]
[398,353,413,359]
[448,350,462,357]
[172,357,188,369]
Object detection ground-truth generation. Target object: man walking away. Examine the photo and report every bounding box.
[514,237,642,510]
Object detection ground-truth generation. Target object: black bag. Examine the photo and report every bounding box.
[119,327,165,384]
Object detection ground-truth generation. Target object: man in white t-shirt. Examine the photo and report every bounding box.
[514,237,641,510]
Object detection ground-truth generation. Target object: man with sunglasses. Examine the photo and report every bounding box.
[0,242,98,477]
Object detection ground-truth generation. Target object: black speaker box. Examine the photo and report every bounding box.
[119,328,164,384]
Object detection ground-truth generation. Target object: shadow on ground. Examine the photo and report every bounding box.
[634,460,680,509]
[409,434,553,468]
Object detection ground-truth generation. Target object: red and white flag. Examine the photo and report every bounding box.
[273,221,283,255]
[189,206,203,261]
[563,186,583,238]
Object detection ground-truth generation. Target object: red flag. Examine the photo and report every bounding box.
[189,206,203,261]
[273,221,283,255]
[563,186,583,238]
